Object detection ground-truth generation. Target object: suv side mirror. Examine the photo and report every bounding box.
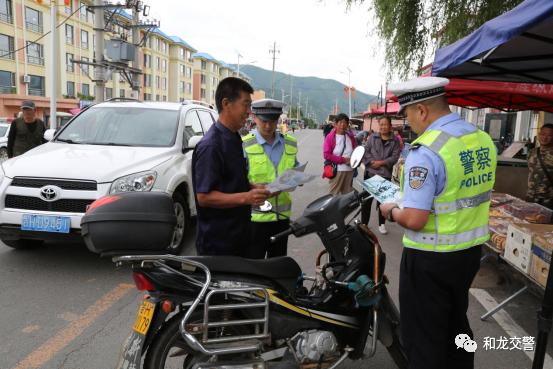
[44,129,55,141]
[184,135,203,151]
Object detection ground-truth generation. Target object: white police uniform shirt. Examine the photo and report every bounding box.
[403,113,478,211]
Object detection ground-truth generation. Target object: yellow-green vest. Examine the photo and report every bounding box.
[400,127,497,252]
[242,132,297,222]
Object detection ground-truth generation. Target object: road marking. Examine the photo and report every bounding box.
[12,283,134,369]
[470,288,553,366]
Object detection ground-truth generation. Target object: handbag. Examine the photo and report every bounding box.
[323,136,347,179]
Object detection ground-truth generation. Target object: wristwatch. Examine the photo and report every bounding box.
[387,205,400,222]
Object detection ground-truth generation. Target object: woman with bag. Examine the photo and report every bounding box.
[323,113,357,195]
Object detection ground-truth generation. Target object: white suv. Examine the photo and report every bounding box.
[0,99,217,252]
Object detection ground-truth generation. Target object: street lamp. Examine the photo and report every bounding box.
[341,68,352,118]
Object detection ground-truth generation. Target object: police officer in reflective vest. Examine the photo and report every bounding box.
[380,77,497,369]
[242,99,298,259]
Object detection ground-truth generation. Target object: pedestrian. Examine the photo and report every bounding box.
[361,116,400,234]
[380,77,497,369]
[394,128,404,150]
[242,99,298,259]
[323,121,334,137]
[323,113,357,195]
[7,100,45,158]
[192,77,270,256]
[527,123,553,209]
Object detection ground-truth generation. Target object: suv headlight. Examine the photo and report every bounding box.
[110,171,157,194]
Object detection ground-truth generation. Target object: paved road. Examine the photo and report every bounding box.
[0,128,551,369]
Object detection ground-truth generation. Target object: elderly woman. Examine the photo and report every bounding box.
[323,113,357,195]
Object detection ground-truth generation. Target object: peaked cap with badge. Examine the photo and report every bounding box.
[251,98,285,121]
[388,77,449,114]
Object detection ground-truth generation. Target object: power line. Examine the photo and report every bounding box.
[0,4,85,59]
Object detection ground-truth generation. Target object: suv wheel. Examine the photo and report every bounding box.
[167,192,189,254]
[2,239,44,249]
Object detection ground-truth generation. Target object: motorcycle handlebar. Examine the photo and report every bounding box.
[270,227,294,243]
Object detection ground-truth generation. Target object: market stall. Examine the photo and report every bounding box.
[432,1,553,367]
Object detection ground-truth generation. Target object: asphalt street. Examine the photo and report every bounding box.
[0,128,551,369]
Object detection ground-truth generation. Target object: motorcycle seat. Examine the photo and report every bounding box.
[187,255,302,294]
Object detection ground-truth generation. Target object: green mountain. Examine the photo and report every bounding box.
[236,65,378,122]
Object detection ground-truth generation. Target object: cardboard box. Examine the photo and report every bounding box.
[504,224,553,274]
[530,246,551,288]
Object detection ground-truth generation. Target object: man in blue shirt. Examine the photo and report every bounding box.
[192,77,270,256]
[242,99,299,258]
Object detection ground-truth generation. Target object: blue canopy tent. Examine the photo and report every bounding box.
[432,1,553,368]
[433,0,553,83]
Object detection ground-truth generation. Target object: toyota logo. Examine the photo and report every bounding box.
[39,185,61,202]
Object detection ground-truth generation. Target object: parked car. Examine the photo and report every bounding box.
[0,123,11,161]
[0,100,217,252]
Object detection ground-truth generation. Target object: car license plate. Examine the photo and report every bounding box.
[133,300,156,335]
[21,214,71,233]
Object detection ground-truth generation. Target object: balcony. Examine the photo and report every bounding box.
[28,88,45,96]
[0,86,15,94]
[26,21,43,34]
[0,12,12,24]
[0,49,14,60]
[27,55,44,65]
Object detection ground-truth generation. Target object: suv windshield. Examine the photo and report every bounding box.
[56,107,179,147]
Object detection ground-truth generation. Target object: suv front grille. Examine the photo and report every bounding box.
[5,195,94,213]
[11,177,97,191]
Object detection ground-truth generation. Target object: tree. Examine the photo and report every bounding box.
[346,0,523,78]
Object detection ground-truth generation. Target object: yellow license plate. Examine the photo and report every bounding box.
[132,300,156,335]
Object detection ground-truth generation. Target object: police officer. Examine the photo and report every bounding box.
[380,77,497,369]
[193,77,270,256]
[7,100,45,158]
[242,99,298,259]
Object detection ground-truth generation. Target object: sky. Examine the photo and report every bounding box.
[144,0,387,96]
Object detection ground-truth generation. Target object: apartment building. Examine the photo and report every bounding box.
[167,35,195,102]
[141,28,173,102]
[192,52,221,107]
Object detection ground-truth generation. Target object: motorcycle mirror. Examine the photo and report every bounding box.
[350,146,365,169]
[257,201,273,213]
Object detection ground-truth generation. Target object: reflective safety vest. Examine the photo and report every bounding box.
[242,133,297,222]
[400,127,497,252]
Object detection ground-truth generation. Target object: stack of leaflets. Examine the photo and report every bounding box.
[359,175,402,204]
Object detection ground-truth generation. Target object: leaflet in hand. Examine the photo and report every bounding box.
[266,162,316,194]
[360,175,401,204]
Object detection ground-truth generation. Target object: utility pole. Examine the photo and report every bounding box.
[94,0,105,102]
[281,89,285,102]
[236,52,242,76]
[49,0,57,129]
[289,75,293,116]
[130,5,140,99]
[269,41,279,98]
[305,96,308,120]
[297,91,302,124]
[346,67,352,118]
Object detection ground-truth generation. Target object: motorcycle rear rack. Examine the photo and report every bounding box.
[113,254,269,356]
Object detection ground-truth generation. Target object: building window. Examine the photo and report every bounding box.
[119,89,125,98]
[143,54,151,68]
[201,60,206,70]
[179,81,185,93]
[186,67,192,78]
[66,53,74,72]
[64,0,73,14]
[212,77,217,86]
[26,41,44,65]
[80,1,87,20]
[144,93,151,101]
[201,88,206,99]
[155,75,160,89]
[81,57,89,74]
[186,82,192,94]
[105,87,113,100]
[0,70,15,93]
[81,30,88,49]
[162,77,167,90]
[180,64,185,76]
[65,24,73,44]
[25,7,42,33]
[28,74,44,96]
[0,34,14,59]
[179,48,184,59]
[162,95,166,101]
[155,38,160,51]
[82,83,90,96]
[201,74,206,84]
[161,59,166,73]
[143,74,151,87]
[156,94,160,101]
[155,56,160,70]
[0,0,13,24]
[66,81,75,97]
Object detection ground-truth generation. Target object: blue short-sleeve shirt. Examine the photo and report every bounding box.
[192,121,251,255]
[402,113,477,211]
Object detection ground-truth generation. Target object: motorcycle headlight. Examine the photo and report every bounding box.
[110,171,157,194]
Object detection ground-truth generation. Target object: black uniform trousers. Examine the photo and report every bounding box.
[246,219,290,259]
[399,245,481,369]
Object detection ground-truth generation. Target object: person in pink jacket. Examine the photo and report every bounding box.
[323,113,357,195]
